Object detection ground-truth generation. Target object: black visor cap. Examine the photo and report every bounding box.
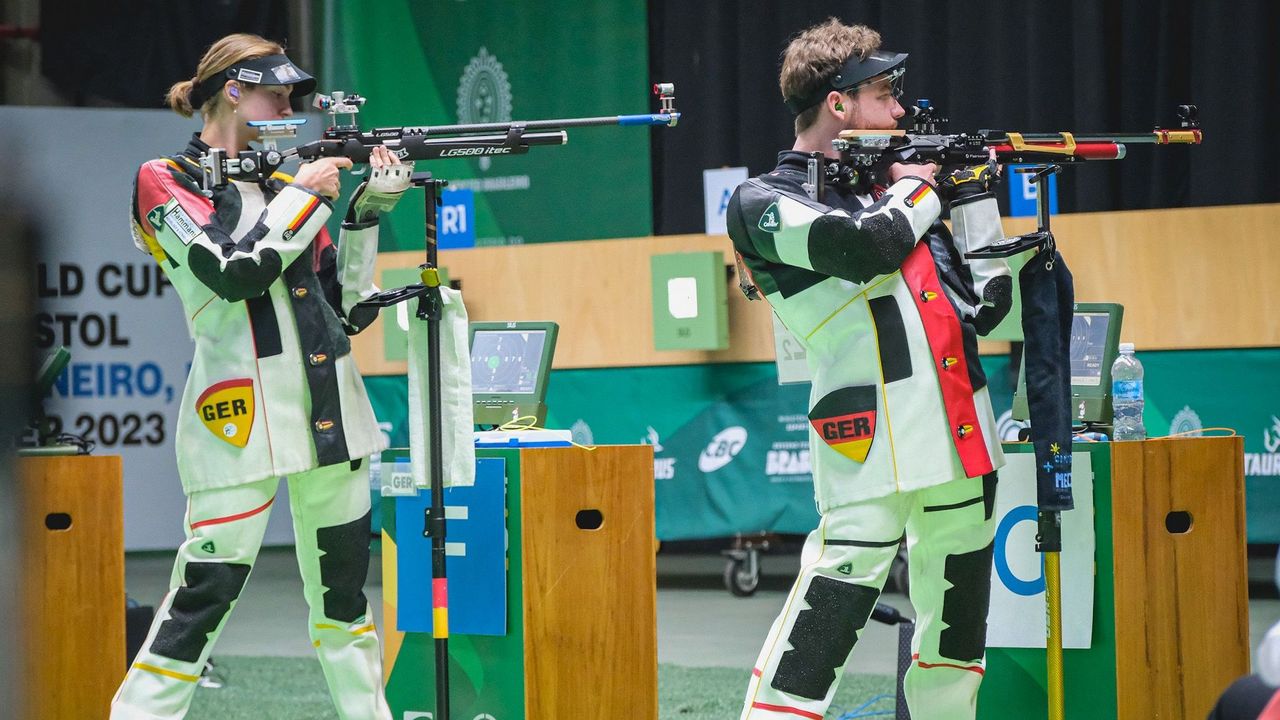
[785,50,908,116]
[190,54,316,109]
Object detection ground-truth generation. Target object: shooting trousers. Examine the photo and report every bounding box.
[1018,249,1075,511]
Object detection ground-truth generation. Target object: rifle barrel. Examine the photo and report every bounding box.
[400,112,679,136]
[989,129,1201,145]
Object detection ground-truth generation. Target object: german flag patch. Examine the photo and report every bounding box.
[282,195,321,241]
[904,182,932,208]
[809,386,878,463]
[196,379,255,447]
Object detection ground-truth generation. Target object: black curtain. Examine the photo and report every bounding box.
[649,0,1280,234]
[39,0,292,108]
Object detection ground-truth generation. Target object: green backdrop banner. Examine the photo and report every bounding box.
[364,348,1280,542]
[325,0,653,249]
[1137,348,1280,543]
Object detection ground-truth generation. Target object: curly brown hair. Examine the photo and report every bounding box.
[780,18,882,134]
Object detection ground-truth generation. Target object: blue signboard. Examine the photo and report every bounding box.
[436,188,476,249]
[1007,165,1060,217]
[397,457,506,635]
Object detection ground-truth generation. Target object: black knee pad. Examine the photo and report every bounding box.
[982,472,998,520]
[938,541,995,662]
[772,576,879,700]
[316,510,372,623]
[150,562,252,662]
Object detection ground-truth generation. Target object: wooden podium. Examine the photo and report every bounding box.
[1111,437,1250,719]
[381,444,657,719]
[17,455,125,720]
[980,436,1248,720]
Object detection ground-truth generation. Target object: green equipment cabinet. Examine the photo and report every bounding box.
[380,444,656,719]
[978,437,1248,720]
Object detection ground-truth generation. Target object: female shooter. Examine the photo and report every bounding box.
[113,32,408,720]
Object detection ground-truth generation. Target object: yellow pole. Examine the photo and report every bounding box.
[1045,549,1065,720]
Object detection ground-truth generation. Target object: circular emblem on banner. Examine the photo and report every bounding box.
[458,47,511,171]
[996,409,1030,442]
[571,418,595,446]
[1170,405,1203,437]
[223,422,237,438]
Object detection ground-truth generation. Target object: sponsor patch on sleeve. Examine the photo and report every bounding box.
[757,201,782,232]
[164,203,203,245]
[808,385,878,463]
[196,379,255,448]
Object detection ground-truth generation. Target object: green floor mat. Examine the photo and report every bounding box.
[187,656,897,720]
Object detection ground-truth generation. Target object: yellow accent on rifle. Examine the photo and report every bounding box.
[1008,131,1077,156]
[1156,130,1201,144]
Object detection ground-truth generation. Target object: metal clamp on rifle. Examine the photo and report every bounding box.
[198,118,307,195]
[314,90,367,126]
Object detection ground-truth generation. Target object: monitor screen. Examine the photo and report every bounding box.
[470,330,548,394]
[1070,312,1111,386]
[1011,302,1122,426]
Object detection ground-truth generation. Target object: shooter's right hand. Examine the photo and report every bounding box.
[887,161,939,186]
[293,156,353,200]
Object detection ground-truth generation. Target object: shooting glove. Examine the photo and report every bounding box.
[348,161,415,223]
[938,159,1000,203]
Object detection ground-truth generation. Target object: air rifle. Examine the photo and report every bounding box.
[198,84,679,192]
[830,100,1201,190]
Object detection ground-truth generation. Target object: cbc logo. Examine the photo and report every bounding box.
[698,426,748,472]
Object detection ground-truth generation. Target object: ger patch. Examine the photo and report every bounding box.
[196,379,255,447]
[809,385,877,463]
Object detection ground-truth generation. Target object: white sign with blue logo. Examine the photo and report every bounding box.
[436,188,476,249]
[987,451,1094,648]
[1006,165,1060,218]
[703,166,748,235]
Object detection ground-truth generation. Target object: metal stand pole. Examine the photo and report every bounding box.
[971,166,1068,719]
[1027,165,1066,720]
[1038,511,1065,720]
[412,172,450,720]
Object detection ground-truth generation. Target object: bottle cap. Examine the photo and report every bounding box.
[1119,342,1135,353]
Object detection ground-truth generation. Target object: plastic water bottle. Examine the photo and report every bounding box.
[1111,342,1146,441]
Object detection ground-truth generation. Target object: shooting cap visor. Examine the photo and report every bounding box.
[785,50,908,116]
[189,54,316,110]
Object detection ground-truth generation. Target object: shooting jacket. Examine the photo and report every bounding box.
[727,152,1012,511]
[130,135,387,494]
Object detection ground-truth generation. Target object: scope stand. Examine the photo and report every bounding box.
[966,164,1067,720]
[353,171,452,720]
